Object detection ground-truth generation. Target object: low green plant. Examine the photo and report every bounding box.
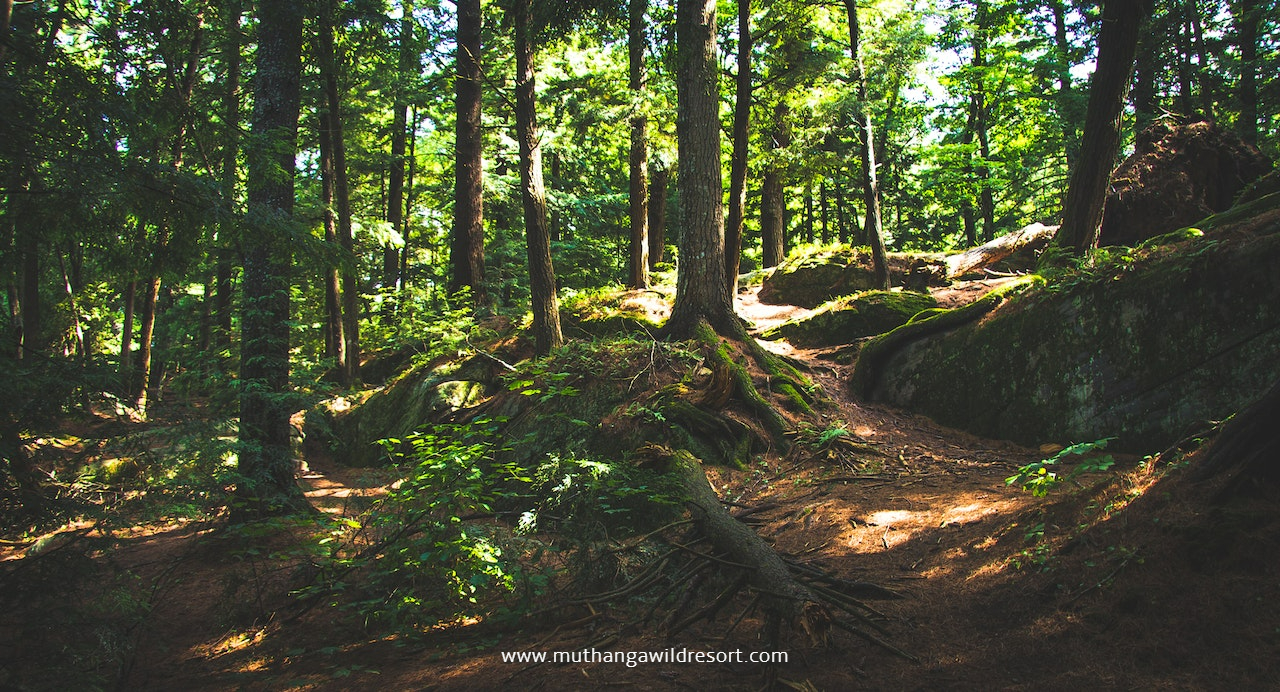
[326,418,529,631]
[516,452,681,540]
[1006,438,1117,497]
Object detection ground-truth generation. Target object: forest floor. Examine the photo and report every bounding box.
[3,285,1279,691]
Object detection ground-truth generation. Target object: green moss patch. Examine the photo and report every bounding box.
[761,290,938,348]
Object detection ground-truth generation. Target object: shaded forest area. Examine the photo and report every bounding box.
[3,0,1280,689]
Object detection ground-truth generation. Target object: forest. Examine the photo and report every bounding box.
[2,0,1280,688]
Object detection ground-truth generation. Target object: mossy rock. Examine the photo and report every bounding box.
[759,247,869,308]
[306,357,496,466]
[867,226,1280,454]
[759,247,944,308]
[761,290,937,347]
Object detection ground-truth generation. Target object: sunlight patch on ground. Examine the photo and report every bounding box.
[202,628,269,658]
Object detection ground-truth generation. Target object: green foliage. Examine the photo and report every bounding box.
[1006,438,1118,497]
[333,418,527,630]
[516,452,681,541]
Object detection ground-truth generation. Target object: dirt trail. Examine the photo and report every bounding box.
[7,286,1276,691]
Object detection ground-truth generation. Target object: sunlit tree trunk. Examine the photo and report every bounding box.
[725,0,751,292]
[214,0,240,351]
[319,108,346,368]
[628,0,650,289]
[514,0,563,354]
[820,181,830,244]
[845,0,889,289]
[1056,0,1148,252]
[450,0,486,306]
[761,102,788,269]
[648,166,668,270]
[236,0,309,518]
[1050,0,1079,170]
[319,0,359,383]
[384,0,415,291]
[666,0,741,339]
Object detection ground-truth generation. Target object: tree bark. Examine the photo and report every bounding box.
[319,0,359,383]
[1232,0,1259,144]
[214,0,241,352]
[237,0,308,518]
[514,0,563,355]
[761,103,788,269]
[134,276,160,410]
[648,166,668,269]
[803,182,814,244]
[1055,0,1148,253]
[724,0,751,293]
[319,108,346,368]
[401,107,416,291]
[450,0,487,306]
[845,0,889,289]
[820,181,830,244]
[383,0,415,291]
[628,0,650,289]
[1050,0,1079,170]
[19,234,39,357]
[665,0,742,340]
[1131,16,1158,133]
[120,280,135,389]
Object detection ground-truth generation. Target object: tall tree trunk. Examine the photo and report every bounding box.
[648,166,668,270]
[1050,0,1079,170]
[383,0,415,291]
[450,0,486,306]
[628,0,650,289]
[1174,6,1195,115]
[835,183,849,244]
[318,108,346,370]
[845,0,889,289]
[1185,0,1214,118]
[1055,0,1148,253]
[1131,19,1158,133]
[135,14,204,413]
[514,0,563,355]
[761,171,784,268]
[819,181,830,244]
[803,182,814,244]
[133,276,160,411]
[19,235,38,357]
[214,0,240,351]
[549,152,561,242]
[971,0,995,242]
[761,102,789,269]
[1233,0,1259,144]
[666,0,741,339]
[320,0,359,383]
[237,0,308,517]
[724,0,751,293]
[401,107,416,291]
[120,281,135,389]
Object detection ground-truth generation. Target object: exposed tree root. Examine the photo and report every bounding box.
[1194,376,1280,499]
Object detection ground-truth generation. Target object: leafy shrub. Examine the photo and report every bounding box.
[1006,438,1117,497]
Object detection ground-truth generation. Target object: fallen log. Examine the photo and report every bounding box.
[943,223,1058,279]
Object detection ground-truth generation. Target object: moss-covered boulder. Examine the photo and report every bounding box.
[862,209,1280,453]
[761,290,937,347]
[306,356,497,466]
[758,247,936,308]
